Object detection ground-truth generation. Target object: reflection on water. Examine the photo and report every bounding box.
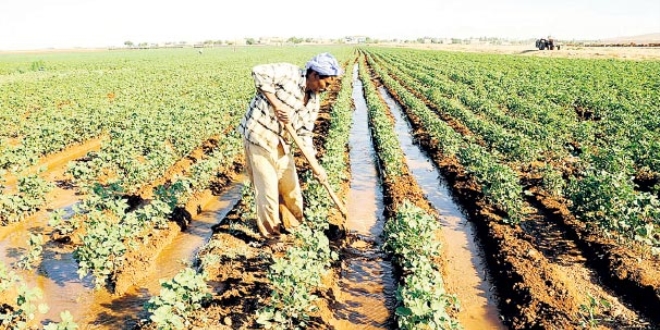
[378,85,504,329]
[332,64,395,329]
[347,65,385,240]
[0,178,244,328]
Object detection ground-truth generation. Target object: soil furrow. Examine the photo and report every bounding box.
[529,190,660,324]
[367,54,658,329]
[2,136,103,190]
[377,84,504,329]
[329,65,396,329]
[363,55,632,329]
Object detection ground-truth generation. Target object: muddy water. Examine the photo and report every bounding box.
[378,86,505,329]
[331,64,396,329]
[0,178,244,329]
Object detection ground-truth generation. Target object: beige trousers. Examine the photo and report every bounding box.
[243,139,303,237]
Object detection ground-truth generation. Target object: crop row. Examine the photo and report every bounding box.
[365,48,660,252]
[358,58,461,329]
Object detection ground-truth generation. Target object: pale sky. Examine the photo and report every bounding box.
[1,0,659,50]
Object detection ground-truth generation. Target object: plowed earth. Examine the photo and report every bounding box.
[366,54,659,329]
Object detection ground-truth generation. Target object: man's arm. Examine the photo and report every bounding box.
[252,63,299,124]
[259,89,294,124]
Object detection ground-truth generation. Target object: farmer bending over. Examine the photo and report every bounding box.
[238,52,343,247]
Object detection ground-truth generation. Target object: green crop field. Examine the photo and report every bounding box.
[1,46,658,329]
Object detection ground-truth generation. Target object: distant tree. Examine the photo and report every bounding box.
[287,37,303,44]
[246,38,256,45]
[124,41,134,47]
[138,42,148,48]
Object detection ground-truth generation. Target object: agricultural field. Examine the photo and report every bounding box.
[0,45,659,330]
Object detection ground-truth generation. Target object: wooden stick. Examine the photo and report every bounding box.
[284,123,347,217]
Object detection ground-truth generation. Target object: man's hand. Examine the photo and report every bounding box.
[313,166,328,183]
[260,89,293,124]
[274,103,293,124]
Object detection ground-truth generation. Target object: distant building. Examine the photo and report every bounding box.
[345,36,368,44]
[258,37,284,46]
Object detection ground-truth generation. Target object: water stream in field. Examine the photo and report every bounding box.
[330,64,397,329]
[0,178,244,329]
[378,86,504,329]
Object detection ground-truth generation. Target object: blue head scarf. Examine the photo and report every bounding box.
[305,52,343,76]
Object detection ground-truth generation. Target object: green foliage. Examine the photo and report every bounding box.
[366,53,526,225]
[579,293,612,328]
[0,262,49,329]
[145,268,211,330]
[0,172,54,224]
[364,46,660,244]
[43,311,79,330]
[18,233,44,270]
[359,61,406,178]
[541,164,565,197]
[384,201,462,329]
[48,209,78,236]
[30,60,46,72]
[74,208,128,288]
[567,169,660,251]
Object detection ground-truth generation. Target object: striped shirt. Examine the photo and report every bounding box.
[238,63,320,155]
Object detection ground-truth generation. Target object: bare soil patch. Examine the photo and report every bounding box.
[382,43,660,60]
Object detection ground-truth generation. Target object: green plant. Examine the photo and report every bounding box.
[44,310,78,330]
[145,268,211,330]
[384,200,462,329]
[579,293,612,328]
[0,281,49,329]
[18,233,44,270]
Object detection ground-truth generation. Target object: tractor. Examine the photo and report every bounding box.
[536,37,561,50]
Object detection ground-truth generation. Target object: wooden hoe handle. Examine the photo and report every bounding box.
[284,123,347,217]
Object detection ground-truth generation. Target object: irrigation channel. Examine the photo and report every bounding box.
[364,50,657,329]
[329,64,503,328]
[0,172,244,329]
[377,85,503,329]
[330,64,396,328]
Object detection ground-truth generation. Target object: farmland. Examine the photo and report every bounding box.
[1,46,659,329]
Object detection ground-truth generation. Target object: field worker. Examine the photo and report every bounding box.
[238,52,343,248]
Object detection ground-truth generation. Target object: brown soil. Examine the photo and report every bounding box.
[531,188,660,324]
[190,200,279,329]
[634,169,660,194]
[112,161,242,294]
[162,69,350,330]
[365,54,657,329]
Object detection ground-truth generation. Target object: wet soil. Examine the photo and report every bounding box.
[2,173,244,328]
[329,65,396,329]
[0,130,246,328]
[531,189,660,324]
[364,53,658,329]
[378,85,504,329]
